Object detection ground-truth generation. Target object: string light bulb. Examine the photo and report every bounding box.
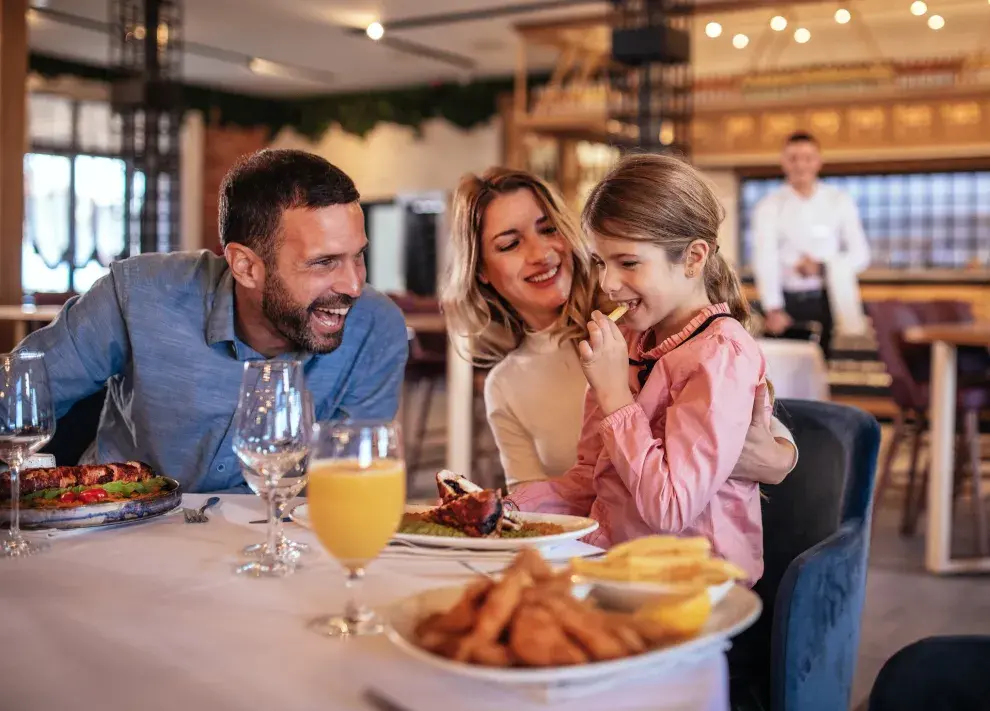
[794,27,811,43]
[770,15,788,31]
[705,21,723,38]
[732,33,750,49]
[927,14,945,29]
[910,1,927,16]
[366,22,384,40]
[835,8,851,24]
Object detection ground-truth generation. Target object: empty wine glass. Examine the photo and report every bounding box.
[1,351,56,558]
[232,360,309,578]
[242,388,314,563]
[307,420,406,637]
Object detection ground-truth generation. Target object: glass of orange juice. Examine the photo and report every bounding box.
[306,419,406,637]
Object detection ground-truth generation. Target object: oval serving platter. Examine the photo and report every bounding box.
[0,477,182,530]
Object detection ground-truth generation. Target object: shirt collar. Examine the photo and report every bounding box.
[635,302,732,360]
[204,268,317,365]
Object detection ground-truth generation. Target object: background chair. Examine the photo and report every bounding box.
[732,399,880,711]
[864,300,988,552]
[40,387,106,466]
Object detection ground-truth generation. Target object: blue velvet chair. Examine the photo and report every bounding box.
[731,399,880,711]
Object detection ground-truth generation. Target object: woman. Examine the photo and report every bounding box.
[440,167,797,490]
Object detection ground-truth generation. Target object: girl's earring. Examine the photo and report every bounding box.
[686,269,696,278]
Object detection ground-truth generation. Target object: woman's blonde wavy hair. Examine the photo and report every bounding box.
[440,167,598,367]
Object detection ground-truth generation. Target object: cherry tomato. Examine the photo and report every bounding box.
[84,488,108,501]
[58,491,77,503]
[78,490,101,504]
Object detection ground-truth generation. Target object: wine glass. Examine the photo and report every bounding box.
[232,360,309,578]
[242,388,314,563]
[307,420,406,637]
[1,351,56,558]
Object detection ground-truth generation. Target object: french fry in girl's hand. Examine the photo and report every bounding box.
[607,305,629,321]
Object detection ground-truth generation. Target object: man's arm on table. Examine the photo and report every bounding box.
[17,272,130,419]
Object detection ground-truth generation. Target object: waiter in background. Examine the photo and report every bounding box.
[752,131,871,359]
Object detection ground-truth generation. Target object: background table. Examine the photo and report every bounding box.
[0,304,61,344]
[0,494,730,711]
[757,338,831,401]
[902,321,990,575]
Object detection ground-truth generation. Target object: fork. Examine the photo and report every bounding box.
[183,496,220,524]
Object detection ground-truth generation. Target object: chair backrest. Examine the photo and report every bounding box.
[40,388,107,466]
[864,301,930,411]
[735,399,879,710]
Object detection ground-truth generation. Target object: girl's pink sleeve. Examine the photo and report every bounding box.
[599,336,761,533]
[508,387,601,516]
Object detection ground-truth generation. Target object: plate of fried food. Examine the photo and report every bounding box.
[384,546,761,686]
[571,535,747,611]
[0,461,181,530]
[394,471,598,551]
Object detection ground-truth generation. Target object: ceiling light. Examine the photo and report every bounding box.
[910,1,927,16]
[794,27,811,43]
[705,21,722,38]
[732,33,750,49]
[25,8,41,25]
[927,13,945,29]
[834,8,851,24]
[366,21,384,40]
[770,15,788,31]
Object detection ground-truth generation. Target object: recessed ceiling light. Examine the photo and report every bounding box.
[835,8,851,24]
[770,15,788,31]
[705,21,722,38]
[910,1,927,16]
[366,21,384,40]
[794,27,811,43]
[732,33,749,49]
[927,14,945,29]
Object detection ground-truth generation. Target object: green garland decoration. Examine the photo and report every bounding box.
[30,53,543,141]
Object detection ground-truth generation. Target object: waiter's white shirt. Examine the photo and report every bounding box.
[752,182,871,312]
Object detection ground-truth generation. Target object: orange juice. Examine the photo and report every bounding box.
[306,458,406,569]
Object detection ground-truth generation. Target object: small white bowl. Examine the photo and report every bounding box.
[574,576,736,612]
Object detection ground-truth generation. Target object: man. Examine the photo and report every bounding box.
[752,131,870,358]
[18,149,408,492]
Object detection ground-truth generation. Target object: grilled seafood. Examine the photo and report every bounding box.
[431,470,522,535]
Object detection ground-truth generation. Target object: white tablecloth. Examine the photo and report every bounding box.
[0,495,729,711]
[758,338,831,401]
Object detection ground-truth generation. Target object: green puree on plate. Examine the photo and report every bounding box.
[397,517,547,539]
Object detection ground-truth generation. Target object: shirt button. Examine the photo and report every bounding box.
[217,463,226,472]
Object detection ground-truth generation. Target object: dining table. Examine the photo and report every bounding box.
[901,321,990,575]
[0,304,62,344]
[0,494,731,711]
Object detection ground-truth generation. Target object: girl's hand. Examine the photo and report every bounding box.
[578,310,634,415]
[732,383,797,485]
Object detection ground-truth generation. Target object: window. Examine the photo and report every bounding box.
[738,171,990,270]
[23,93,142,295]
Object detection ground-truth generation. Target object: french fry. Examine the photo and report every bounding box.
[606,535,711,560]
[607,304,629,321]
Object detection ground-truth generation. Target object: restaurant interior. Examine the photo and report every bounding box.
[1,0,989,709]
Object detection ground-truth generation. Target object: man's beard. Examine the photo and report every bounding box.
[261,271,355,355]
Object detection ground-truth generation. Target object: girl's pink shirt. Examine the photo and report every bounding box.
[509,303,767,583]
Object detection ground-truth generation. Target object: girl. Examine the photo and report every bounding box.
[441,168,796,495]
[509,154,770,583]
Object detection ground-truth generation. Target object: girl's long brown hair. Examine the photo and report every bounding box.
[440,167,598,367]
[581,153,752,331]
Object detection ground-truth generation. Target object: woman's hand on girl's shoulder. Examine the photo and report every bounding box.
[578,310,634,416]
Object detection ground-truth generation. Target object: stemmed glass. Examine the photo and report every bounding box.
[242,388,314,564]
[232,360,310,578]
[307,420,406,637]
[1,351,56,558]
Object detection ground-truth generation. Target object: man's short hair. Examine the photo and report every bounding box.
[784,131,819,148]
[218,149,360,263]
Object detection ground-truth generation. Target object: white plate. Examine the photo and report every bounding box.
[291,503,599,552]
[578,577,736,611]
[383,583,762,687]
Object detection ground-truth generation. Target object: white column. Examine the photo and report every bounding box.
[179,110,204,252]
[446,332,473,479]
